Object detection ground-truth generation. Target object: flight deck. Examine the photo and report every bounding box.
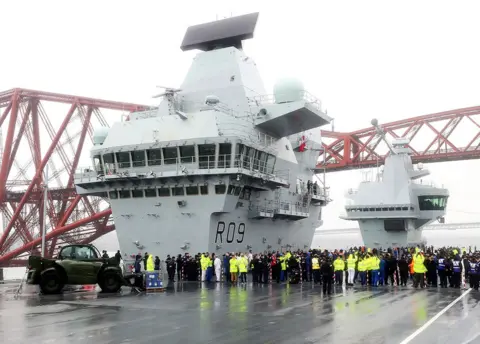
[1,282,478,344]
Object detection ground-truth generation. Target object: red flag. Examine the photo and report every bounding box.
[299,135,307,152]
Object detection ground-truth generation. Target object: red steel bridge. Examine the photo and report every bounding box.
[0,88,479,267]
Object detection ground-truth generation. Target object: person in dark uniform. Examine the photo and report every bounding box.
[176,254,183,281]
[102,250,109,258]
[251,255,259,283]
[115,250,122,264]
[425,255,437,287]
[451,256,462,288]
[437,254,448,288]
[262,254,270,284]
[469,256,479,291]
[320,257,334,295]
[398,255,409,286]
[143,252,149,271]
[166,255,176,281]
[154,256,160,271]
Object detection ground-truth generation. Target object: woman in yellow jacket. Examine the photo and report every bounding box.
[238,254,248,283]
[230,255,238,284]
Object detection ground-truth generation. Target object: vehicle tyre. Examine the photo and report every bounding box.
[100,271,122,293]
[40,270,64,295]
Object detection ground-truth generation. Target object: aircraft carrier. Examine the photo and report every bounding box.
[74,12,332,258]
[2,12,476,344]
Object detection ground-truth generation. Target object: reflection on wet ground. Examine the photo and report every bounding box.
[1,281,480,344]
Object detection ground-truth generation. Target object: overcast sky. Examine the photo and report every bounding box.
[1,1,480,250]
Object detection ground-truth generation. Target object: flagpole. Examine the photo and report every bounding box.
[41,165,48,258]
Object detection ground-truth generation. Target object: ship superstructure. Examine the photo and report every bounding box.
[73,13,332,257]
[341,119,449,248]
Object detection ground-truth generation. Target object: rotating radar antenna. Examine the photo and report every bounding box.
[153,85,183,117]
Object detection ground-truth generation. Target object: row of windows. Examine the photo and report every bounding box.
[418,196,447,211]
[346,206,414,212]
[108,184,243,199]
[94,143,276,173]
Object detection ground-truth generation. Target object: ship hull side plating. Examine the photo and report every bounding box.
[109,156,324,257]
[111,196,322,257]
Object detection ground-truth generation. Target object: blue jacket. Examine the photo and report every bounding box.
[305,253,312,267]
[380,259,386,273]
[223,256,230,273]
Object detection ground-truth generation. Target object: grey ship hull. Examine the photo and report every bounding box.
[111,195,322,257]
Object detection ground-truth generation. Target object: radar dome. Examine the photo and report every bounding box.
[93,127,109,146]
[273,77,305,104]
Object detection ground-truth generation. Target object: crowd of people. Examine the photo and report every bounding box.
[129,245,480,294]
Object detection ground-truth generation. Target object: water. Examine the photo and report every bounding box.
[313,229,480,250]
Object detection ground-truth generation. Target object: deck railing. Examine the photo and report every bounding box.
[252,91,324,113]
[75,154,289,183]
[249,199,309,216]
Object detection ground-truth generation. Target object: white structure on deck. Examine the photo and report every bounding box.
[340,119,449,248]
[74,13,332,262]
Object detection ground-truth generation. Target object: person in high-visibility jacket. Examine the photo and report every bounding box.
[347,254,357,286]
[333,256,344,286]
[229,255,238,284]
[312,255,320,283]
[371,254,381,286]
[200,254,208,281]
[238,253,248,283]
[280,254,287,282]
[365,254,373,285]
[413,251,427,288]
[358,257,367,286]
[206,254,213,282]
[146,253,154,271]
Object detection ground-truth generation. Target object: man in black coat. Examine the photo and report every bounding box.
[320,257,334,295]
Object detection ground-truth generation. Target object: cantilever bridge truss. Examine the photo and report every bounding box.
[0,88,479,267]
[0,88,149,267]
[318,106,480,172]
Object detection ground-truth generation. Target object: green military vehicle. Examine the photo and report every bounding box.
[27,244,126,295]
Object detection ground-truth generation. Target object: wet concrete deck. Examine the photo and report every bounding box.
[1,282,479,344]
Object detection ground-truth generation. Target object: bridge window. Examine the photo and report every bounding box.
[384,219,406,232]
[132,151,146,167]
[93,155,103,173]
[418,196,447,211]
[199,144,216,169]
[266,154,276,173]
[227,185,241,196]
[163,147,178,165]
[116,152,131,168]
[132,189,144,198]
[119,190,131,199]
[109,191,118,199]
[239,187,251,200]
[218,143,231,168]
[103,153,115,173]
[145,189,157,197]
[172,186,185,196]
[215,184,226,194]
[147,149,162,166]
[158,188,170,197]
[200,185,208,195]
[180,145,195,164]
[186,186,199,195]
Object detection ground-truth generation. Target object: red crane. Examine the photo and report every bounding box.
[318,105,480,172]
[0,88,149,267]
